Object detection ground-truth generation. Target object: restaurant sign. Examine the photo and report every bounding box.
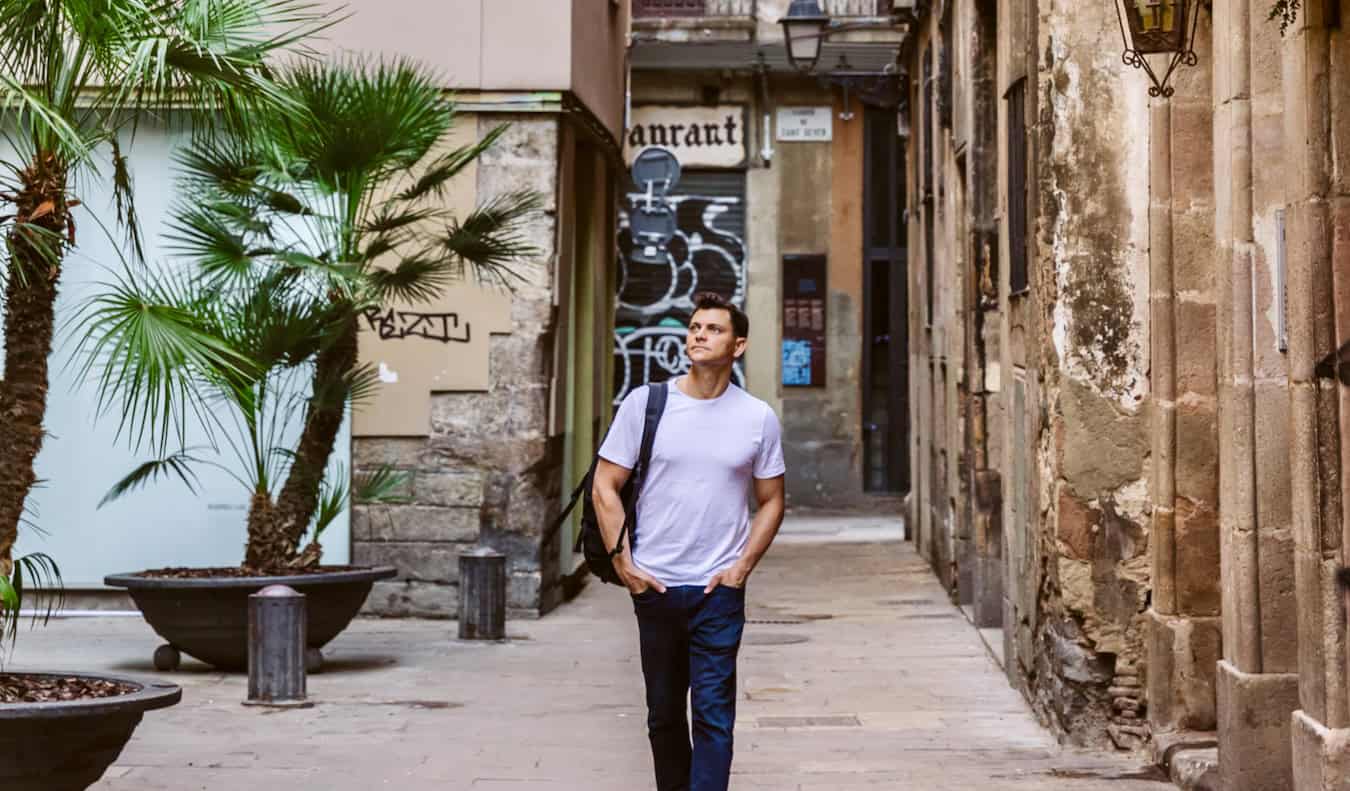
[625,105,747,168]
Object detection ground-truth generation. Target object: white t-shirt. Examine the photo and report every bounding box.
[598,378,786,587]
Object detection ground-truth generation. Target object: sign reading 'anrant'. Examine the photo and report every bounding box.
[624,105,747,168]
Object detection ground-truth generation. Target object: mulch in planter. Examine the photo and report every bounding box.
[135,565,367,580]
[0,675,138,704]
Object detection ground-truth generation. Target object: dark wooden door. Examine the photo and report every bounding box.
[862,107,911,493]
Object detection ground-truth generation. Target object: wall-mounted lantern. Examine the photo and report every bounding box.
[1114,0,1202,98]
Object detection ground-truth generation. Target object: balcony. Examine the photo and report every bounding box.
[632,0,900,18]
[631,0,910,72]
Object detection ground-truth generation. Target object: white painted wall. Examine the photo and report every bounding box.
[10,119,351,586]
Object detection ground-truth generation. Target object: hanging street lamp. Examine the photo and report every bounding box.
[1114,0,1202,98]
[776,0,906,112]
[780,0,829,73]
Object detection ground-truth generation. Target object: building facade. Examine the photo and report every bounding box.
[626,0,910,509]
[344,0,631,619]
[902,0,1350,788]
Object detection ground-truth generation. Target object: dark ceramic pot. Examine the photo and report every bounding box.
[0,671,180,791]
[104,566,397,671]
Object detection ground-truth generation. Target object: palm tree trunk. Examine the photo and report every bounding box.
[0,154,68,578]
[243,313,358,570]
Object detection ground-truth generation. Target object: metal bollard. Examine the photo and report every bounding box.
[458,547,506,641]
[244,584,312,708]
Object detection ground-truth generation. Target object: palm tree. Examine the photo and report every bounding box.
[0,0,330,628]
[80,57,539,572]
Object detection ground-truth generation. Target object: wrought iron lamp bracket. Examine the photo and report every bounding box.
[813,65,903,110]
[1115,0,1203,98]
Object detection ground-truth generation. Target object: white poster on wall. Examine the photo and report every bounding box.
[624,105,748,168]
[777,106,834,142]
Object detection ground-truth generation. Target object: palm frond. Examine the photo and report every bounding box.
[110,137,146,263]
[95,0,338,128]
[345,361,382,406]
[275,57,452,194]
[0,552,63,653]
[5,221,67,289]
[0,74,93,165]
[99,448,207,507]
[360,206,443,237]
[228,275,334,368]
[311,462,349,540]
[393,123,508,204]
[353,465,412,505]
[72,265,259,453]
[365,256,456,305]
[440,190,542,288]
[0,0,54,85]
[173,137,267,197]
[167,204,255,285]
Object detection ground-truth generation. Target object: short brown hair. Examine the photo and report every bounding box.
[692,291,748,338]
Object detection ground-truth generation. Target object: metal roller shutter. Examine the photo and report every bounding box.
[613,171,748,404]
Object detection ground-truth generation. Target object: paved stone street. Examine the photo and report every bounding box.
[12,515,1171,789]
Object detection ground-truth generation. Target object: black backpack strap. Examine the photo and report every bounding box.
[622,381,668,553]
[543,476,589,548]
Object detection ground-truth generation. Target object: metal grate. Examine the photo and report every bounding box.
[633,0,706,17]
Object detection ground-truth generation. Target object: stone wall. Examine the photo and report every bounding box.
[353,116,566,619]
[1016,0,1154,750]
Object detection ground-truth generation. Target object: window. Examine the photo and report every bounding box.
[1006,78,1028,295]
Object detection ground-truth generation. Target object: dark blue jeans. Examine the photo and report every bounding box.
[632,584,746,791]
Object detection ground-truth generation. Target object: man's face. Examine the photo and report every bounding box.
[686,307,746,368]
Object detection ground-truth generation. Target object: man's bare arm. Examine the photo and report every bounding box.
[704,475,785,593]
[592,458,666,594]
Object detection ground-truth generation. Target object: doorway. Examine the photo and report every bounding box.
[862,106,910,494]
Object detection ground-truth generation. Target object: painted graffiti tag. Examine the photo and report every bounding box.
[362,307,471,344]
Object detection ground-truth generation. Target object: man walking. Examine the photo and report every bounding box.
[593,292,787,791]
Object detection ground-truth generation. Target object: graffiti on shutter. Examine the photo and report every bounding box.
[614,172,747,405]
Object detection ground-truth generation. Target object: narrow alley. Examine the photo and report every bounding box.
[14,515,1169,789]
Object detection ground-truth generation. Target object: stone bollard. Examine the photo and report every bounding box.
[244,584,312,708]
[459,547,506,641]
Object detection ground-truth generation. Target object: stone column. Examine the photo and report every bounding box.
[1287,1,1350,788]
[1146,49,1226,753]
[1214,0,1301,788]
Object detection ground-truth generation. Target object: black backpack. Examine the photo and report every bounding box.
[546,381,668,585]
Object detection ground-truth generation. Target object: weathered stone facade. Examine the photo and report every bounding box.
[906,0,1155,749]
[904,0,1350,786]
[353,117,570,619]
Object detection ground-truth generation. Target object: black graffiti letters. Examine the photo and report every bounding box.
[363,307,471,344]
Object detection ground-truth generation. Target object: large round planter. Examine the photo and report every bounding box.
[104,566,397,671]
[0,671,180,791]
